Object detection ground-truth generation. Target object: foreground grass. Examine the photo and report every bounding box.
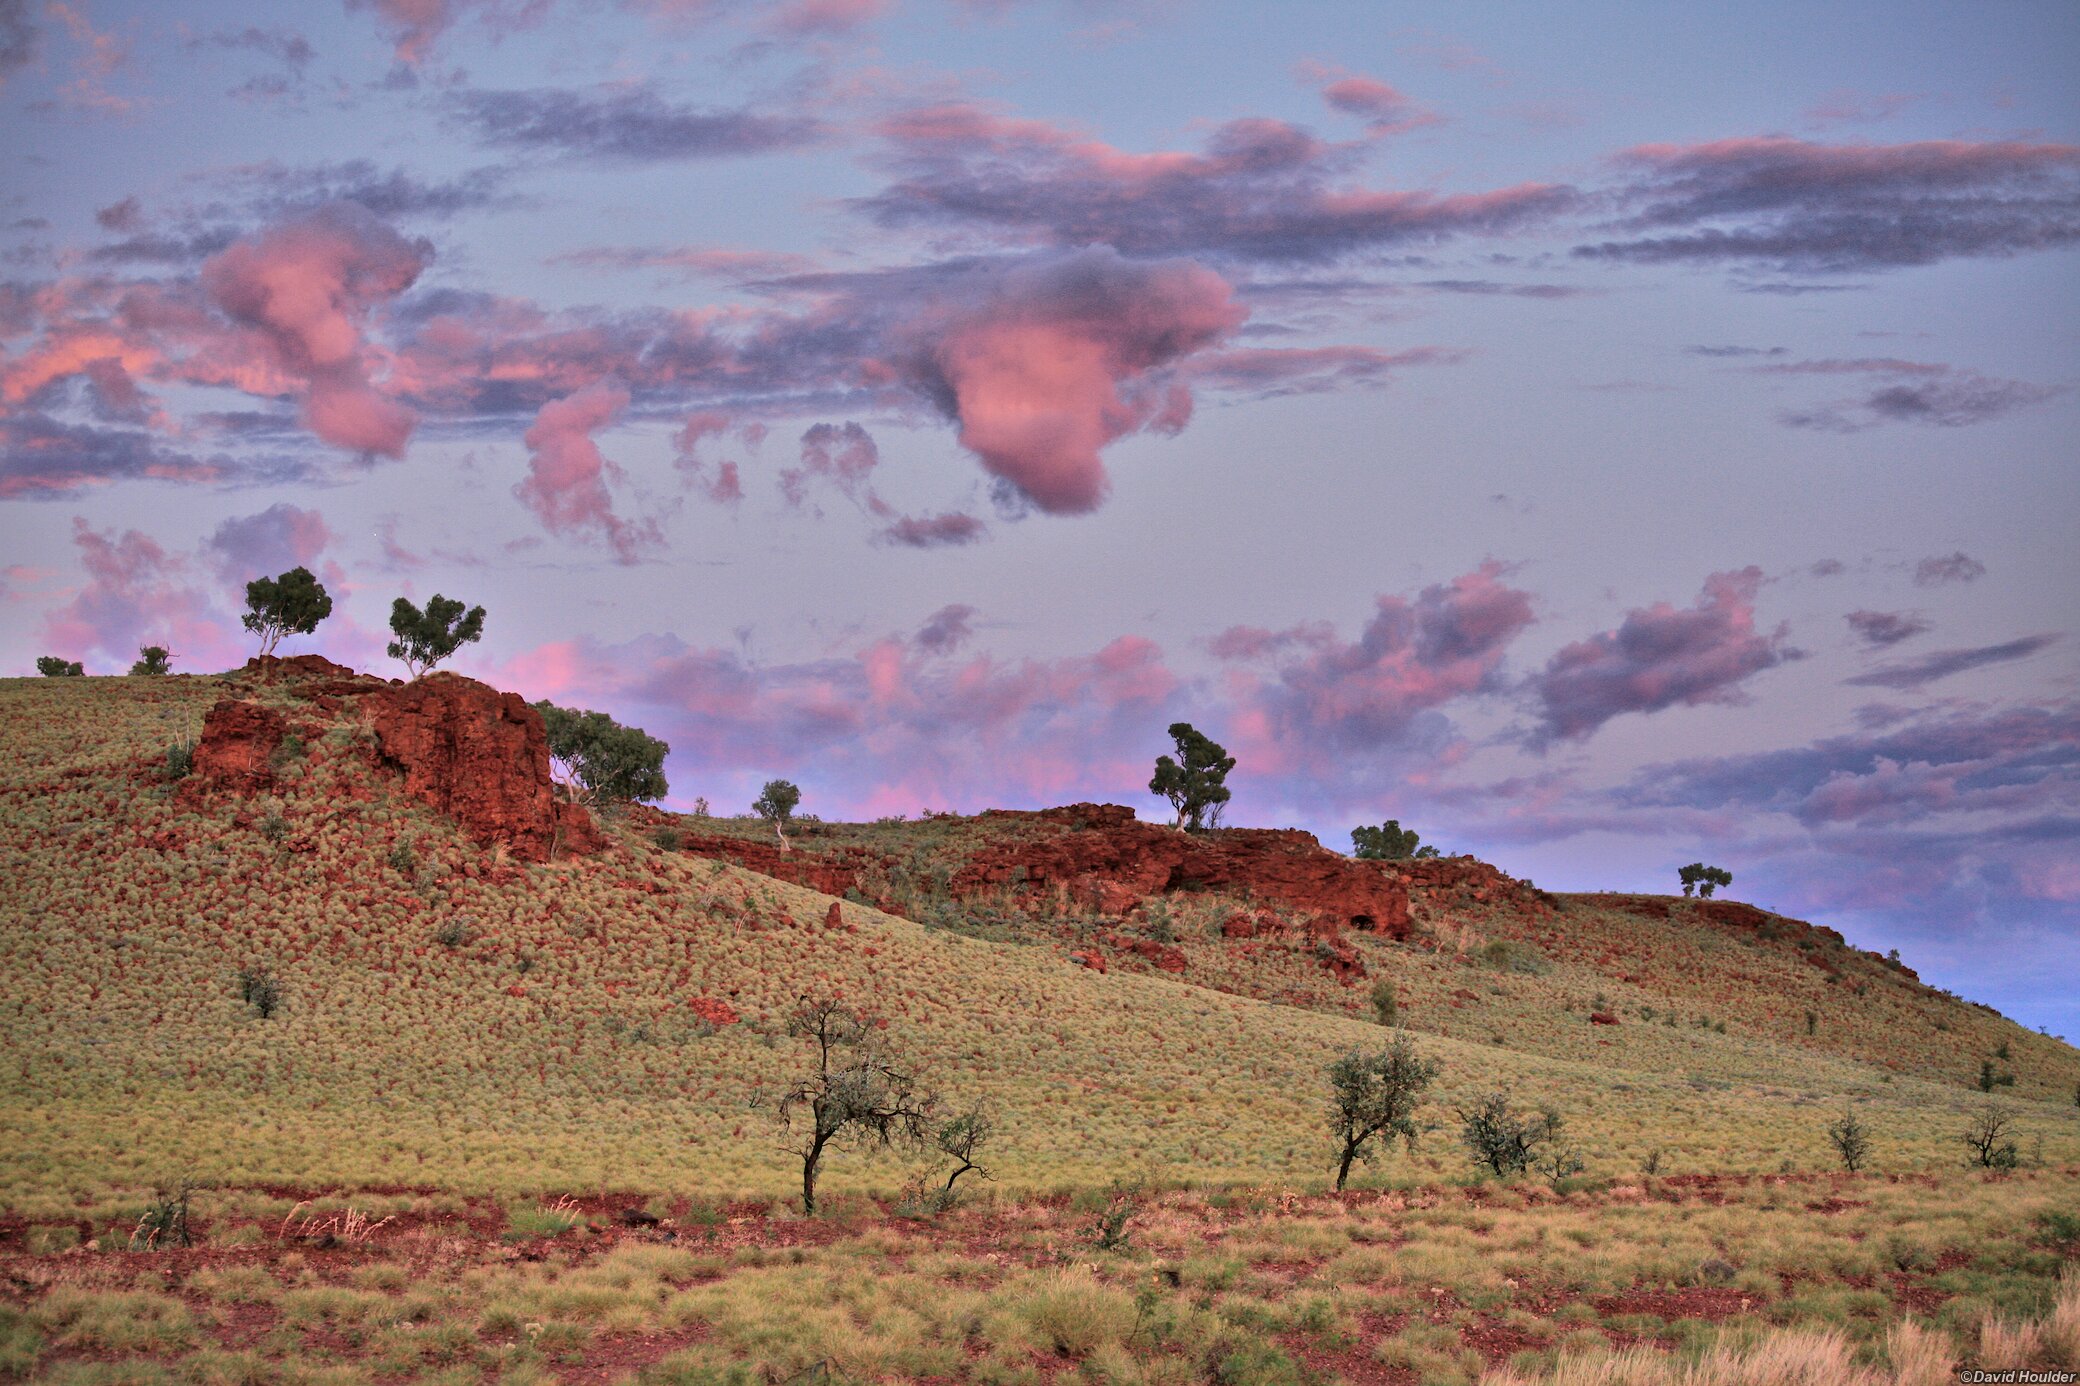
[0,1170,2074,1384]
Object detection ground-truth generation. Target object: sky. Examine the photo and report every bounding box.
[2,0,2076,1032]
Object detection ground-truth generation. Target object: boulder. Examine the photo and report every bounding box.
[364,673,604,863]
[191,699,289,792]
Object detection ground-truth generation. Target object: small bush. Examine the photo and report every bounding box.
[129,1180,197,1251]
[267,732,307,773]
[162,741,195,781]
[1369,979,1399,1026]
[433,917,471,948]
[1479,939,1551,976]
[1458,1092,1567,1178]
[258,811,288,845]
[651,827,681,851]
[1826,1106,1872,1172]
[387,841,418,876]
[237,966,282,1019]
[1084,1181,1140,1251]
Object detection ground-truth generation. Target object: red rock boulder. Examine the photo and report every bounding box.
[364,673,604,863]
[191,699,289,791]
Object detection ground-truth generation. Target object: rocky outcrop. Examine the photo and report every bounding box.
[363,673,603,863]
[953,804,1412,937]
[675,833,864,898]
[1377,856,1554,917]
[191,699,290,791]
[238,654,365,682]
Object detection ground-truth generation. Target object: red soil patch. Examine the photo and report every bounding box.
[1460,1312,1547,1364]
[554,1324,711,1385]
[1592,1286,1754,1320]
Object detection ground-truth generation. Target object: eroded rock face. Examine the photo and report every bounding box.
[363,673,604,863]
[191,699,289,791]
[675,833,861,897]
[952,803,1412,938]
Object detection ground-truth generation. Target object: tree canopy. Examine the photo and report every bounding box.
[754,779,802,850]
[241,567,332,657]
[387,594,485,678]
[534,702,670,807]
[1678,863,1733,898]
[1351,819,1440,860]
[36,656,83,677]
[1149,721,1235,832]
[1326,1034,1439,1191]
[773,998,936,1215]
[129,646,171,676]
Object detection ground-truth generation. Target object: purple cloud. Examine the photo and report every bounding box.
[858,102,1573,263]
[1529,567,1796,746]
[1845,609,1930,647]
[204,502,333,585]
[1845,634,2060,690]
[1766,358,2061,430]
[448,85,823,161]
[913,603,977,654]
[877,511,988,548]
[1914,551,1986,587]
[1578,136,2080,273]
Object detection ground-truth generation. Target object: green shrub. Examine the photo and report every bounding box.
[162,741,195,781]
[237,966,282,1019]
[1458,1092,1567,1177]
[1479,939,1551,976]
[128,1181,196,1251]
[1369,979,1399,1026]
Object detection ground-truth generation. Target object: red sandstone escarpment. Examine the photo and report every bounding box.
[952,804,1413,937]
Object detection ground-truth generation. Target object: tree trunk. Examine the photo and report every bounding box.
[775,820,791,854]
[1334,1142,1358,1192]
[801,1132,828,1215]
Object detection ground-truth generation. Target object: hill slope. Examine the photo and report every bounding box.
[2,666,2076,1217]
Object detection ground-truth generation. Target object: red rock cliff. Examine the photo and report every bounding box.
[364,673,604,862]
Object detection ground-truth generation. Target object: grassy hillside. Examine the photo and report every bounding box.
[2,669,2077,1384]
[2,670,2075,1211]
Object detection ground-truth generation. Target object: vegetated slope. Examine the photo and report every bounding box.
[650,808,2080,1105]
[1,668,2075,1217]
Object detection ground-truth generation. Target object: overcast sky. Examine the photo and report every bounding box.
[2,0,2075,1032]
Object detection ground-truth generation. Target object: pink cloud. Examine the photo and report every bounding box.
[782,419,883,512]
[763,0,889,35]
[1530,567,1796,745]
[478,619,1183,817]
[671,410,748,504]
[902,248,1243,513]
[40,518,241,671]
[201,203,427,456]
[515,380,662,563]
[1296,62,1441,135]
